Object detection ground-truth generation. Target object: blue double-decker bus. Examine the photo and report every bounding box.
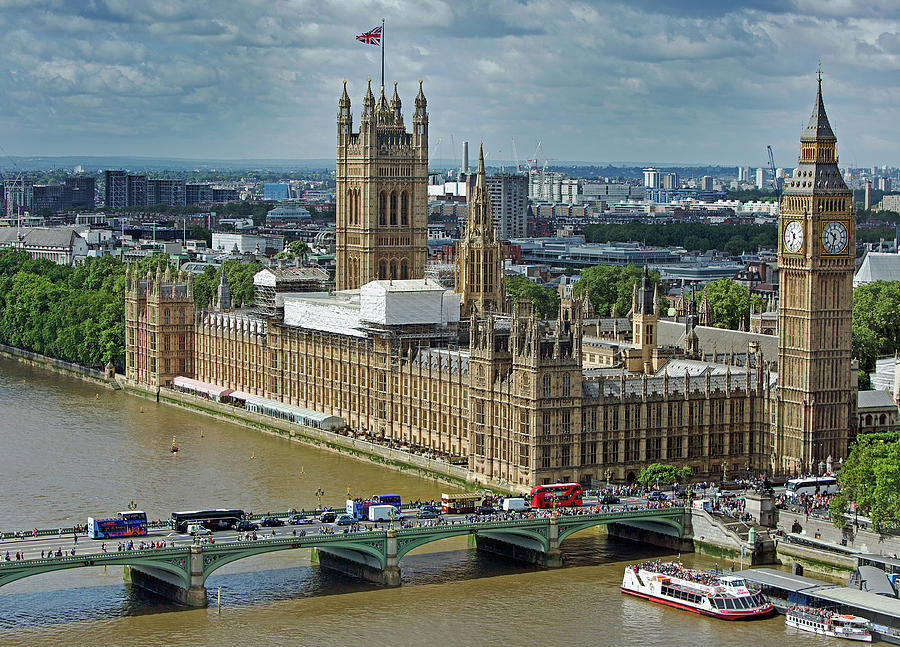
[346,494,402,520]
[87,511,149,539]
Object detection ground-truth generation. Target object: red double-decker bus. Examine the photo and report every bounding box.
[529,483,583,509]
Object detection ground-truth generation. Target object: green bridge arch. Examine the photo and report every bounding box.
[0,549,192,590]
[394,523,550,560]
[556,509,686,545]
[200,533,389,581]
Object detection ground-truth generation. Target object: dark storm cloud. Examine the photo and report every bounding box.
[0,0,896,165]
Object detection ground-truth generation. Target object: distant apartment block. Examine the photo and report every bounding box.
[486,174,528,239]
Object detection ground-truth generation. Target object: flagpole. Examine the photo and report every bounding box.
[381,18,385,88]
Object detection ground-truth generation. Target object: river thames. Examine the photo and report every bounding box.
[0,358,831,646]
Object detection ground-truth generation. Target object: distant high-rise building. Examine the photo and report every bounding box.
[263,183,291,201]
[127,174,148,207]
[486,173,528,239]
[878,177,891,192]
[661,172,679,190]
[755,167,765,189]
[462,141,469,174]
[104,170,127,209]
[699,175,713,191]
[65,176,95,210]
[643,168,660,189]
[148,179,186,206]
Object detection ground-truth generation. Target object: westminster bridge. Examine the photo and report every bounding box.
[0,506,690,607]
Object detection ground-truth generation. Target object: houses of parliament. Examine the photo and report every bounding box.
[125,74,857,488]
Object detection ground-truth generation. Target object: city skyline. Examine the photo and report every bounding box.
[0,1,898,167]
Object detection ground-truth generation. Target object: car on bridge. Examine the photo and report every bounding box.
[319,512,337,523]
[334,514,355,526]
[647,492,669,502]
[416,509,439,519]
[233,520,259,532]
[288,514,313,525]
[599,494,621,504]
[475,506,497,515]
[187,524,212,537]
[260,516,285,527]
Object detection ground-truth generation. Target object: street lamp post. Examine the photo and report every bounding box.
[315,488,324,514]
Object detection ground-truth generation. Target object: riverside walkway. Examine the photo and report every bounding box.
[0,505,688,606]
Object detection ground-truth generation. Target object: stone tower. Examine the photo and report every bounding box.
[125,264,195,386]
[334,79,428,290]
[626,267,658,373]
[457,144,505,317]
[216,269,232,311]
[775,70,856,475]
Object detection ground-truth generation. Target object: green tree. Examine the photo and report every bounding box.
[505,276,559,318]
[829,432,900,534]
[574,265,661,317]
[698,278,764,330]
[852,281,900,367]
[637,463,692,487]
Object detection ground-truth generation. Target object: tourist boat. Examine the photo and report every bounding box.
[621,561,774,620]
[786,606,871,642]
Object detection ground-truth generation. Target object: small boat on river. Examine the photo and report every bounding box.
[170,436,179,453]
[621,560,774,620]
[786,605,871,642]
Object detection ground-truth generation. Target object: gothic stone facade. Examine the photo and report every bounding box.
[124,76,855,487]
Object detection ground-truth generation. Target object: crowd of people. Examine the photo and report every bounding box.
[633,560,722,587]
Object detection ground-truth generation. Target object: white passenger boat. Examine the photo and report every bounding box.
[786,606,872,642]
[621,561,774,620]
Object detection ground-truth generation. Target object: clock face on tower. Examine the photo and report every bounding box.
[822,221,848,254]
[783,220,804,253]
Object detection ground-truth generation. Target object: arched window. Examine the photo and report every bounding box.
[389,260,397,279]
[865,414,872,426]
[400,259,408,280]
[350,189,357,225]
[401,191,409,225]
[163,308,170,324]
[379,191,387,226]
[390,191,398,225]
[379,260,387,279]
[880,413,886,426]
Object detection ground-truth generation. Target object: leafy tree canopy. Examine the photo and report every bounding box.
[698,278,765,330]
[574,265,664,317]
[583,221,776,255]
[505,276,558,318]
[829,432,900,534]
[637,463,692,487]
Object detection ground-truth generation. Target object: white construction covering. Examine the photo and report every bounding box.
[282,292,365,337]
[360,279,460,326]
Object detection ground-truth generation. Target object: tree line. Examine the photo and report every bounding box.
[0,249,261,369]
[583,222,776,256]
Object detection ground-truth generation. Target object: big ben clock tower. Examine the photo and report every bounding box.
[775,68,856,475]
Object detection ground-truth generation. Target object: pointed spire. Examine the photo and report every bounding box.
[802,64,836,142]
[476,142,486,189]
[339,79,350,108]
[415,78,426,109]
[390,81,401,110]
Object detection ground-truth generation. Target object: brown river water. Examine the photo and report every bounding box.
[0,358,834,646]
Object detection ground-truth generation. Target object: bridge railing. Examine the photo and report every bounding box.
[1,506,685,543]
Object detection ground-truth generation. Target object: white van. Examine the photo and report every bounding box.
[502,498,529,512]
[186,523,212,536]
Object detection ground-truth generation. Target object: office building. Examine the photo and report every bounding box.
[264,184,291,201]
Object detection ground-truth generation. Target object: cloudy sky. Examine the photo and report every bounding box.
[1,0,898,167]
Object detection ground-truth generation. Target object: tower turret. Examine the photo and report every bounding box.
[456,143,504,317]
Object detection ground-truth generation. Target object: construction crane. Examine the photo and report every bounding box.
[766,145,781,198]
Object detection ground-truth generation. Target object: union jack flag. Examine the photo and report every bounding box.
[356,25,382,46]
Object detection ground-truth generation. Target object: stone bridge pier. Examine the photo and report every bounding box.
[313,530,400,587]
[474,517,564,568]
[126,545,208,607]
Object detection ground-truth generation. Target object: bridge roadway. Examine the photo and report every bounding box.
[0,503,689,607]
